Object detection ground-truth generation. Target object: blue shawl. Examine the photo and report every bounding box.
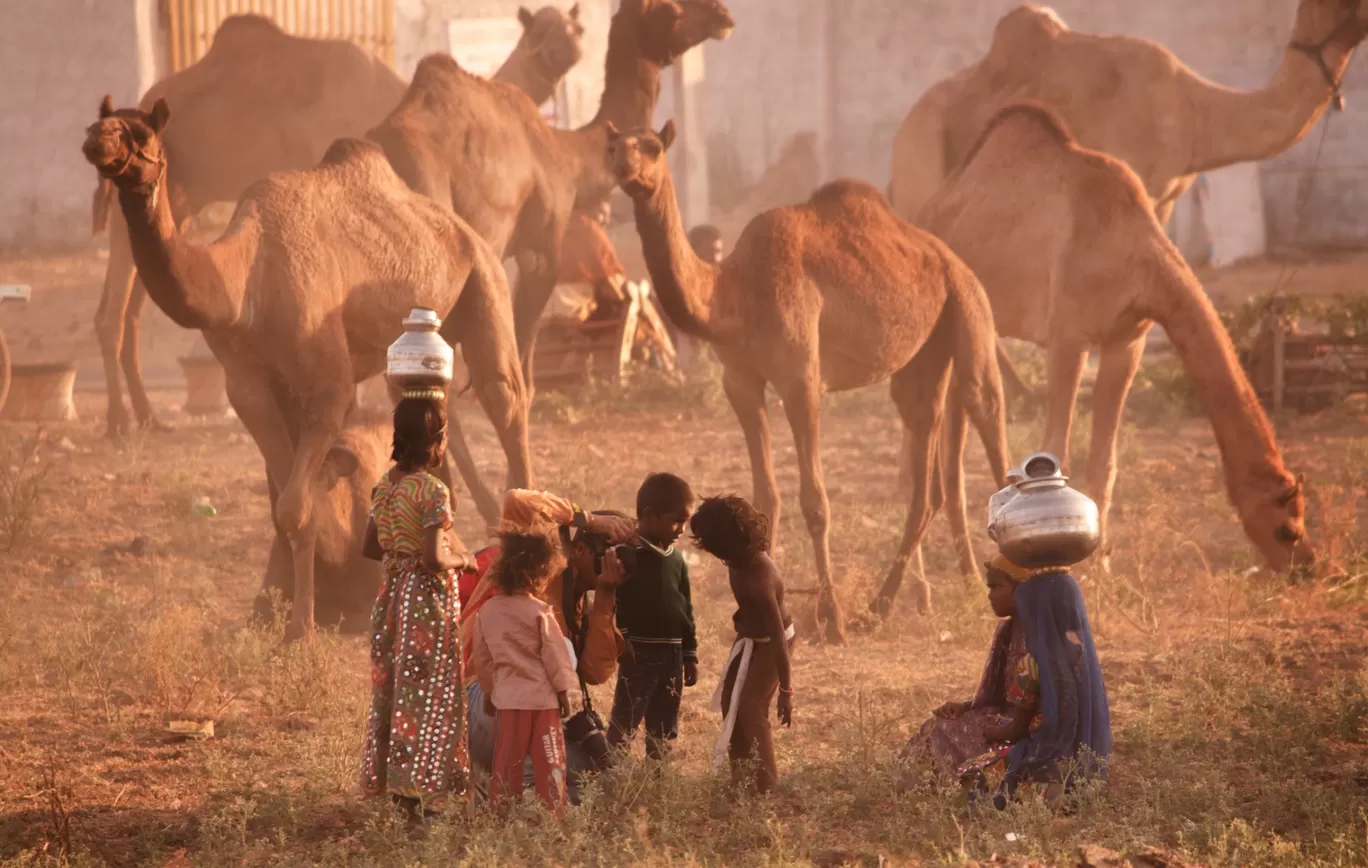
[1004,572,1111,790]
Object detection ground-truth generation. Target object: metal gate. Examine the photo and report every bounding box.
[164,0,395,73]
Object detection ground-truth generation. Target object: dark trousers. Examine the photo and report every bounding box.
[607,642,683,760]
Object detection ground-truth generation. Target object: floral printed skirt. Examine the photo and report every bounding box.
[360,556,467,809]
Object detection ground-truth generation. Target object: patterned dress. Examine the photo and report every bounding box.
[360,471,467,808]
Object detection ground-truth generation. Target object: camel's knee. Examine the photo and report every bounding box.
[478,378,524,428]
[275,482,313,536]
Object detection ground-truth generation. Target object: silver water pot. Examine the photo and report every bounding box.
[988,451,1100,568]
[386,308,453,390]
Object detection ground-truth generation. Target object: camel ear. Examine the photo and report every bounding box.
[658,120,677,151]
[569,2,580,21]
[518,7,535,29]
[149,97,171,133]
[606,121,622,143]
[99,94,115,119]
[321,445,361,491]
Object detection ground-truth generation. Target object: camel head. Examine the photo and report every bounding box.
[1240,472,1318,573]
[517,4,585,80]
[630,0,734,66]
[606,120,676,198]
[83,95,170,191]
[1292,0,1368,57]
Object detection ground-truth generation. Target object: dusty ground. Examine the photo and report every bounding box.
[0,249,1366,866]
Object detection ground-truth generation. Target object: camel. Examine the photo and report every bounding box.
[890,1,1368,226]
[91,7,584,441]
[497,4,587,107]
[83,97,532,640]
[367,0,735,371]
[258,410,390,633]
[608,120,1012,643]
[871,105,1317,610]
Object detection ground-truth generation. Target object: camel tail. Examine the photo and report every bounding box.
[944,254,1011,489]
[92,177,114,236]
[889,78,955,224]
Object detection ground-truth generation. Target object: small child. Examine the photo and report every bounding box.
[473,531,578,817]
[689,495,794,794]
[607,473,698,760]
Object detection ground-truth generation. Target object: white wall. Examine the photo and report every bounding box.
[0,0,158,249]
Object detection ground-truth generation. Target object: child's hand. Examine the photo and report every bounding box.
[683,661,698,687]
[597,549,627,590]
[557,690,572,719]
[777,690,793,727]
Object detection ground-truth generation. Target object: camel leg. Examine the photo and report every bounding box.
[96,221,138,438]
[1040,343,1089,470]
[873,342,953,616]
[996,337,1036,407]
[511,224,567,368]
[939,389,976,579]
[776,372,845,644]
[449,256,534,513]
[119,278,168,430]
[1082,337,1146,575]
[722,367,780,543]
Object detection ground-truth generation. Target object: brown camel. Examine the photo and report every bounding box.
[608,121,1011,642]
[497,4,587,107]
[91,7,583,442]
[890,1,1368,226]
[259,411,390,633]
[873,105,1315,610]
[83,97,532,640]
[367,0,735,368]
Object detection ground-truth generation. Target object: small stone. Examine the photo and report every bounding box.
[128,536,150,557]
[55,436,78,453]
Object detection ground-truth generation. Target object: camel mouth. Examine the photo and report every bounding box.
[615,174,652,197]
[713,24,734,40]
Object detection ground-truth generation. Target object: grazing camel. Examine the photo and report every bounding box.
[890,1,1368,225]
[367,0,735,367]
[608,121,1011,642]
[259,411,390,633]
[871,105,1316,610]
[91,7,584,442]
[83,97,531,640]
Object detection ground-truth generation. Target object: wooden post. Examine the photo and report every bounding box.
[1271,294,1286,414]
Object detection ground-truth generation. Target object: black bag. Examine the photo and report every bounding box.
[562,570,614,773]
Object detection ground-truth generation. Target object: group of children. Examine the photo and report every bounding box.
[462,471,794,816]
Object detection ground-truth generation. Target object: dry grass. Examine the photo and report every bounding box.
[0,366,1364,867]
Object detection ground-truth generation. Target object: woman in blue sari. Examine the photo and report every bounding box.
[906,555,1111,808]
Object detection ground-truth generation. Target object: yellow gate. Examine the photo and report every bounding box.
[165,0,395,73]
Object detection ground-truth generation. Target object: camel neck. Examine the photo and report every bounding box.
[585,12,662,131]
[1182,40,1356,174]
[115,174,247,332]
[494,42,559,107]
[1139,241,1296,508]
[630,172,723,341]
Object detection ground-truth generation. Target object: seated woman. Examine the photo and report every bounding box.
[904,555,1111,808]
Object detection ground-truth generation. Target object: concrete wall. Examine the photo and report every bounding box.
[699,0,1368,249]
[0,0,160,249]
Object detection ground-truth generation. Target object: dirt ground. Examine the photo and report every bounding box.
[0,248,1366,867]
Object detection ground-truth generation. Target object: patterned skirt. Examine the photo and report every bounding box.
[360,555,467,808]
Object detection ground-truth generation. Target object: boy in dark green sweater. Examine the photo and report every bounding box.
[607,473,698,760]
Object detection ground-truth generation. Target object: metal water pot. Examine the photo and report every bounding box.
[386,308,453,390]
[988,452,1100,568]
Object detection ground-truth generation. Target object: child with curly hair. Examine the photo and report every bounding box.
[690,495,795,794]
[472,530,578,816]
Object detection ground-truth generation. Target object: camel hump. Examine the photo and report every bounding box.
[410,53,470,91]
[808,178,888,208]
[995,4,1068,43]
[961,102,1075,167]
[211,13,287,46]
[320,137,389,168]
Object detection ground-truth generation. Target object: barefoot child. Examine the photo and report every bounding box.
[689,495,795,793]
[473,531,578,816]
[607,473,699,760]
